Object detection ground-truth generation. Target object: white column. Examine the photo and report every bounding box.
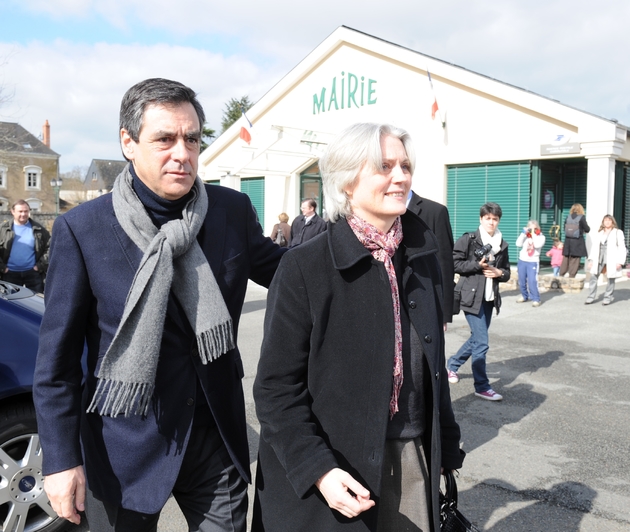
[585,156,616,229]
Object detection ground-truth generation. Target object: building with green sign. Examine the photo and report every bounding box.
[199,26,630,263]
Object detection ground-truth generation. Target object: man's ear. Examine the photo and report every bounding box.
[120,129,135,160]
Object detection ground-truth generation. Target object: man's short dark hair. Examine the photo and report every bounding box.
[11,199,29,211]
[119,78,206,143]
[480,202,502,219]
[303,198,317,210]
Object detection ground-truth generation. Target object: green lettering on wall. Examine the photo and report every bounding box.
[328,77,339,111]
[313,88,326,114]
[361,77,365,106]
[368,79,377,105]
[347,73,359,108]
[341,72,345,109]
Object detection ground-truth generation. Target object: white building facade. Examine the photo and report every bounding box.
[199,27,630,260]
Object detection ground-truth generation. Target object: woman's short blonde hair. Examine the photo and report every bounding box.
[570,203,585,215]
[319,123,415,223]
[278,212,289,223]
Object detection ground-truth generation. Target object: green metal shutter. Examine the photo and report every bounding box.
[622,165,630,264]
[561,162,588,220]
[447,162,531,252]
[240,177,265,224]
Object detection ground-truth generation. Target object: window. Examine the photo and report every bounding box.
[26,198,42,212]
[0,165,7,189]
[24,165,42,191]
[0,197,8,210]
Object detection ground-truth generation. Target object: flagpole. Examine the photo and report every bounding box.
[427,68,446,129]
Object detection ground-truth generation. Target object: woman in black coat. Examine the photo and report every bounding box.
[559,203,590,277]
[253,123,465,531]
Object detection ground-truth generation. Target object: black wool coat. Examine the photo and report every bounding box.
[253,212,465,532]
[562,214,590,258]
[453,230,510,316]
[407,191,455,322]
[289,213,327,247]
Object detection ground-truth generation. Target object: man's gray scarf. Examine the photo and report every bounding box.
[87,166,235,417]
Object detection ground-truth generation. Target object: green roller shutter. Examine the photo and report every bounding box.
[447,162,531,254]
[621,165,630,264]
[240,177,265,224]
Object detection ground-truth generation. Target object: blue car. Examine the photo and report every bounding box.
[0,281,68,532]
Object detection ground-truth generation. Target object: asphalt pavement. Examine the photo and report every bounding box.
[68,274,630,531]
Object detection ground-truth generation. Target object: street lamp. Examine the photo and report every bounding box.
[50,177,63,216]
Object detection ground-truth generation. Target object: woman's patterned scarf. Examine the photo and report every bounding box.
[347,214,403,419]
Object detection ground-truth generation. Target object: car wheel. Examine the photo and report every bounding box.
[0,402,65,532]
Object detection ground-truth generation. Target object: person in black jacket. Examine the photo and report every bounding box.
[407,191,455,325]
[288,198,326,247]
[448,202,510,401]
[559,203,590,277]
[253,123,464,531]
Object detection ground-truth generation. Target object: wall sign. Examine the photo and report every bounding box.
[313,72,377,114]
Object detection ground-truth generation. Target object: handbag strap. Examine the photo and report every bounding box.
[443,470,459,508]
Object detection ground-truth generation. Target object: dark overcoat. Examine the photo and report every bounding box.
[453,230,510,316]
[562,214,590,257]
[253,212,464,532]
[289,213,327,247]
[407,191,455,322]
[33,183,284,513]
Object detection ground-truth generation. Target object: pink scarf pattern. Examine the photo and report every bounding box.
[347,215,403,419]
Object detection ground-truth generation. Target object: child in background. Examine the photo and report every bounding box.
[546,239,564,276]
[516,220,546,307]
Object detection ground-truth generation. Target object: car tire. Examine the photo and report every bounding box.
[0,401,66,532]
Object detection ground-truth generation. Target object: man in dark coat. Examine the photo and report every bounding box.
[33,78,284,531]
[288,198,326,247]
[407,190,455,323]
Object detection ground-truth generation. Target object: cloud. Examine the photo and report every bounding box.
[0,40,281,171]
[3,0,630,172]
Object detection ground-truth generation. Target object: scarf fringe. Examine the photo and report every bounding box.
[87,379,153,418]
[197,320,236,364]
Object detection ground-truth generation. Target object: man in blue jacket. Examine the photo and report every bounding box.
[33,78,284,531]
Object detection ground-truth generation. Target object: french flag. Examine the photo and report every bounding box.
[239,112,253,144]
[427,70,439,120]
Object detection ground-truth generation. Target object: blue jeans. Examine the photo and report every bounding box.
[448,300,493,393]
[517,260,540,302]
[552,266,560,276]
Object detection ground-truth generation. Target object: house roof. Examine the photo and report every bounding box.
[86,159,127,188]
[0,121,59,156]
[200,25,628,173]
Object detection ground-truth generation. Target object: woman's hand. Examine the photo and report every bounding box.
[479,258,502,278]
[315,468,375,518]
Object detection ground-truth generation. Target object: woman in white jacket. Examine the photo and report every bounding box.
[585,214,627,306]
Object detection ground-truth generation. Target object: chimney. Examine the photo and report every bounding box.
[42,120,50,148]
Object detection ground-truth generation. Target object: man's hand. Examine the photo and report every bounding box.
[315,468,375,518]
[44,466,86,525]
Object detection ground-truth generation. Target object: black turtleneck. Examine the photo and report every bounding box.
[130,164,194,228]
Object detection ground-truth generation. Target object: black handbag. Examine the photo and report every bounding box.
[440,471,480,532]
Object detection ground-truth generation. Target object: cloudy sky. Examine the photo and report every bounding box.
[1,0,629,173]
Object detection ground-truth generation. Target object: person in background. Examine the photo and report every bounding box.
[585,214,627,306]
[288,198,326,247]
[270,212,291,247]
[515,220,545,307]
[546,239,564,276]
[406,190,455,326]
[559,203,590,278]
[253,123,464,531]
[0,199,50,293]
[448,202,510,401]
